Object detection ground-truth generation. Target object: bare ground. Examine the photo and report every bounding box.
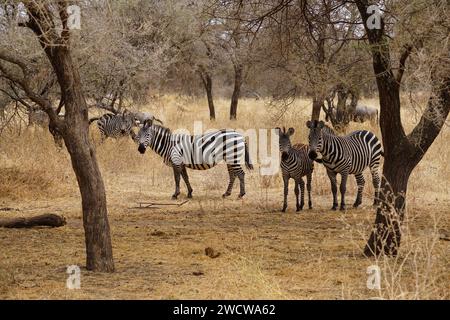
[0,175,448,299]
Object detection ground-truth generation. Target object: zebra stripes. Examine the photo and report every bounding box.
[91,110,137,142]
[276,127,315,212]
[307,120,382,211]
[136,119,253,199]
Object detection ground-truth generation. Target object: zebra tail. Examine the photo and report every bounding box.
[244,143,254,170]
[89,117,100,124]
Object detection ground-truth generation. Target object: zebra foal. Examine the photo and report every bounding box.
[276,127,314,212]
[307,120,383,211]
[136,119,253,199]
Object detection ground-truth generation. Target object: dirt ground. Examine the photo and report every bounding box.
[0,97,449,299]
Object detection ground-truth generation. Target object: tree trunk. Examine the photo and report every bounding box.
[200,72,215,120]
[364,143,413,256]
[230,64,243,120]
[355,0,450,257]
[3,2,116,272]
[51,49,115,272]
[311,96,323,121]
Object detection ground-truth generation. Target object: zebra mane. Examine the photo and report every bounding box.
[151,124,171,133]
[322,124,336,135]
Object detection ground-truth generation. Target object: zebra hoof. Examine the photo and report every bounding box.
[238,193,245,199]
[353,202,361,208]
[172,195,179,200]
[222,193,231,198]
[331,206,338,211]
[340,205,346,211]
[187,193,193,199]
[281,208,287,213]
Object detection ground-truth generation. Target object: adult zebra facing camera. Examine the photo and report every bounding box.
[307,120,383,211]
[136,119,253,200]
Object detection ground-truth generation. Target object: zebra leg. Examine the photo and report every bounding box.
[181,166,193,198]
[297,178,305,212]
[306,172,313,209]
[172,166,182,200]
[223,164,237,198]
[339,172,348,211]
[353,173,365,208]
[326,169,338,210]
[236,166,246,198]
[370,165,381,206]
[282,175,289,212]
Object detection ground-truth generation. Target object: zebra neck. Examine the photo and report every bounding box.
[149,128,173,160]
[320,134,336,160]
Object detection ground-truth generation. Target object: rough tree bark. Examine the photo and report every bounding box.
[356,0,450,257]
[230,63,243,120]
[311,96,324,121]
[199,70,216,120]
[0,2,114,271]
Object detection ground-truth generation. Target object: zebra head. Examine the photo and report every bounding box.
[137,119,154,154]
[275,127,295,154]
[306,120,325,160]
[120,110,135,134]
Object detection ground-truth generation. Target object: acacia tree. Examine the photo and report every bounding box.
[0,1,114,271]
[207,1,262,120]
[79,0,175,114]
[355,0,450,256]
[238,0,367,123]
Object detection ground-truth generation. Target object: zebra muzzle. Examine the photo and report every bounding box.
[308,150,318,160]
[138,144,146,154]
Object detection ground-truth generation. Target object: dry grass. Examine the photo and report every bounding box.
[0,96,448,299]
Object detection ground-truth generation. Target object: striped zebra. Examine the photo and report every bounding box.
[90,110,137,142]
[306,120,383,211]
[136,119,253,199]
[276,127,315,212]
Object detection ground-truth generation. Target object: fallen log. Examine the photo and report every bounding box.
[0,214,66,228]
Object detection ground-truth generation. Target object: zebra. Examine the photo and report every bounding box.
[306,120,383,211]
[276,127,315,212]
[90,110,138,142]
[136,119,253,199]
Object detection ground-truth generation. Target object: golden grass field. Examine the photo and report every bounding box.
[0,96,449,299]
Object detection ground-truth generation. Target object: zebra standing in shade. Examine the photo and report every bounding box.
[137,119,253,199]
[276,127,315,212]
[90,110,138,142]
[307,120,383,211]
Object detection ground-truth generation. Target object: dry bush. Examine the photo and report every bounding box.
[0,129,74,200]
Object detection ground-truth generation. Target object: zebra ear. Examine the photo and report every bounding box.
[274,127,281,135]
[306,120,312,128]
[287,127,295,136]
